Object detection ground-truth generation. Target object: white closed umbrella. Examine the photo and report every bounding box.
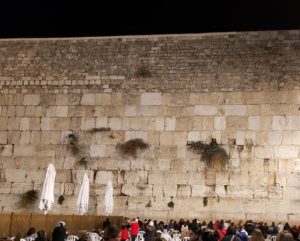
[39,163,56,214]
[104,180,113,215]
[77,173,89,215]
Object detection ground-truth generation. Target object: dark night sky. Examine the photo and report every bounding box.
[0,0,300,38]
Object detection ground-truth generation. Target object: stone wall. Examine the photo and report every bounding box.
[0,30,300,223]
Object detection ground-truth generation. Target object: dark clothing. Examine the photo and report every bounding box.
[236,231,248,241]
[144,226,156,241]
[202,230,217,241]
[36,231,46,241]
[103,220,111,230]
[221,234,241,241]
[245,223,255,236]
[52,226,67,241]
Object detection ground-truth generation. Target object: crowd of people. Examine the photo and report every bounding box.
[21,218,300,241]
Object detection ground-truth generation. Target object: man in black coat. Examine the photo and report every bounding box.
[52,221,67,241]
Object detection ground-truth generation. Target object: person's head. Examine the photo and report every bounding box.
[57,221,66,227]
[250,229,264,241]
[27,227,36,236]
[207,221,214,230]
[283,223,290,231]
[277,231,294,241]
[103,226,119,241]
[226,224,237,235]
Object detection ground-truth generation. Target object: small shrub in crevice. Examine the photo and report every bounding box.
[116,138,149,158]
[145,200,152,208]
[168,197,174,209]
[58,195,65,205]
[18,190,39,208]
[187,138,229,167]
[67,133,79,156]
[203,197,208,207]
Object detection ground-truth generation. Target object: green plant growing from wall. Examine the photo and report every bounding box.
[145,200,152,208]
[116,138,149,158]
[58,195,65,205]
[168,197,174,209]
[18,190,39,208]
[187,138,229,167]
[67,133,79,156]
[203,197,208,207]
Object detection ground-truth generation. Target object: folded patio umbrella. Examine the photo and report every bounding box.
[77,173,89,215]
[104,180,113,215]
[39,163,56,214]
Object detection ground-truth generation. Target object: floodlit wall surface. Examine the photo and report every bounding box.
[0,30,300,223]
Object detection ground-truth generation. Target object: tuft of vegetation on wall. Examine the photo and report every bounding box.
[116,138,149,158]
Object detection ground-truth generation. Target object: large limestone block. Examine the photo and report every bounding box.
[265,199,297,213]
[214,117,226,130]
[0,131,7,144]
[227,185,254,199]
[165,171,189,185]
[124,105,137,117]
[72,170,94,184]
[23,94,40,105]
[202,116,214,130]
[223,105,246,116]
[13,144,35,157]
[249,172,268,187]
[176,117,193,131]
[121,184,153,196]
[215,185,227,198]
[55,169,72,183]
[11,182,33,194]
[7,117,20,130]
[194,105,218,115]
[229,171,250,186]
[211,197,243,212]
[81,117,95,130]
[81,93,96,105]
[0,183,11,194]
[191,185,212,197]
[187,131,200,141]
[215,172,230,185]
[283,187,300,200]
[275,172,287,187]
[253,187,268,198]
[272,116,286,130]
[226,115,248,131]
[25,169,47,183]
[241,199,266,213]
[63,183,75,195]
[274,146,298,158]
[148,171,164,184]
[165,117,176,131]
[90,145,106,157]
[286,173,300,187]
[268,186,283,199]
[0,145,13,156]
[177,185,191,197]
[174,132,187,146]
[285,116,300,130]
[248,116,261,130]
[141,92,161,106]
[155,117,164,131]
[138,106,161,117]
[124,171,148,184]
[94,170,116,184]
[187,171,206,185]
[160,132,174,145]
[95,93,112,106]
[56,106,68,117]
[0,117,8,130]
[125,131,148,141]
[56,94,69,105]
[255,146,273,159]
[268,131,283,145]
[205,171,216,186]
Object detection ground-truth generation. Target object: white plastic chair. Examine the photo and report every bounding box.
[183,237,190,241]
[66,235,79,241]
[86,232,102,241]
[26,238,35,241]
[137,233,144,241]
[270,236,276,241]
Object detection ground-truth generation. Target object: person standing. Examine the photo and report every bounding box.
[52,221,67,241]
[130,218,140,241]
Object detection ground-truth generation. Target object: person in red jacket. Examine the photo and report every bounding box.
[120,225,129,241]
[130,218,140,241]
